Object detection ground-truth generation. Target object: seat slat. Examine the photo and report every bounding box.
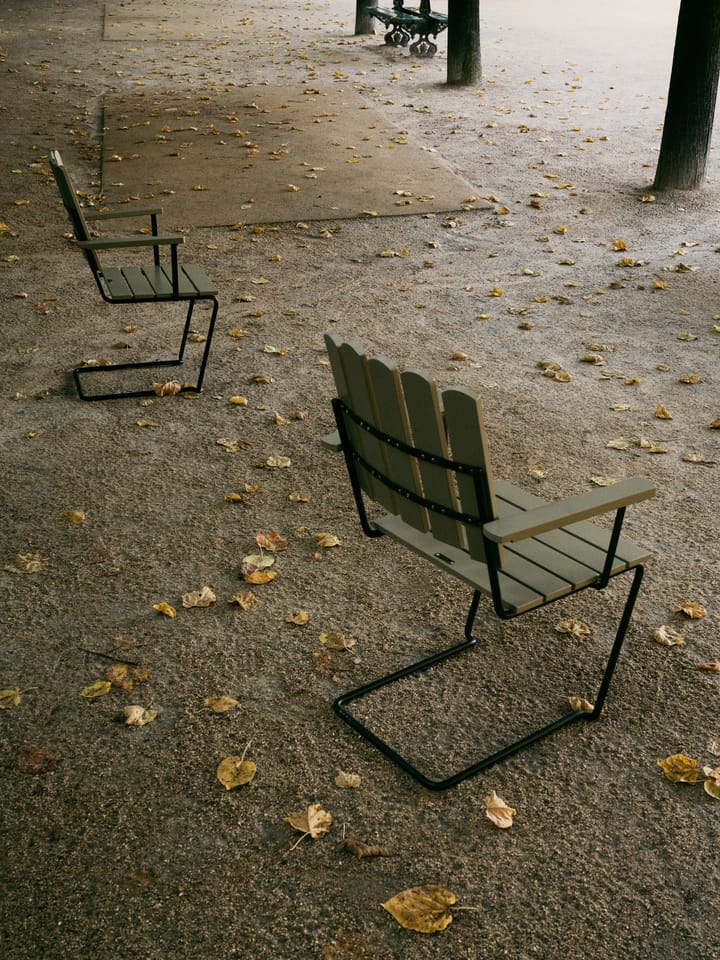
[121,266,156,297]
[401,369,465,549]
[102,267,134,300]
[182,262,218,296]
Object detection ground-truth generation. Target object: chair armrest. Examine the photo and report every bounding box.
[483,477,655,544]
[85,207,163,220]
[77,235,184,250]
[321,430,342,452]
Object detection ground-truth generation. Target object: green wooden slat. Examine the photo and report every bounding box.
[121,266,155,297]
[182,262,218,296]
[102,267,134,300]
[401,368,465,549]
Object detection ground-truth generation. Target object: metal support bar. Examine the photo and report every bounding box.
[333,565,644,790]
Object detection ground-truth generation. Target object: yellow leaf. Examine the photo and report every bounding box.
[153,602,176,618]
[266,455,292,468]
[655,404,673,420]
[657,753,700,783]
[79,680,112,700]
[319,631,355,651]
[286,609,310,625]
[382,885,456,934]
[204,696,240,712]
[0,687,21,709]
[243,569,277,585]
[675,602,707,620]
[611,239,627,251]
[314,532,342,548]
[334,770,362,788]
[285,802,333,838]
[703,766,720,799]
[485,790,517,828]
[152,380,186,396]
[488,288,503,297]
[181,585,216,608]
[229,395,248,405]
[62,510,86,523]
[653,624,685,646]
[4,552,47,574]
[696,660,720,672]
[124,705,157,726]
[217,755,256,789]
[569,696,594,713]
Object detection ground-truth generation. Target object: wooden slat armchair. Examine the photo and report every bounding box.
[49,149,218,401]
[324,333,656,790]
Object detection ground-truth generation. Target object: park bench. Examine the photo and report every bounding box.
[368,0,447,56]
[49,149,218,401]
[324,334,655,789]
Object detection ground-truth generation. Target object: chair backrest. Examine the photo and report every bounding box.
[48,150,103,278]
[325,333,500,563]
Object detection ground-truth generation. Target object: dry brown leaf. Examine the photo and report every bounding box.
[675,602,707,620]
[286,609,310,625]
[204,695,240,712]
[62,509,86,523]
[4,552,47,574]
[243,569,277,585]
[344,836,396,859]
[314,532,342,548]
[681,453,716,465]
[485,790,517,829]
[285,802,333,839]
[382,885,456,934]
[653,625,685,646]
[289,491,312,503]
[153,601,176,618]
[124,705,157,726]
[181,585,216,609]
[228,591,258,610]
[696,660,720,672]
[106,663,129,687]
[319,631,356,651]
[256,530,288,552]
[17,746,61,775]
[654,404,673,420]
[569,696,594,713]
[266,455,292,468]
[703,766,720,799]
[334,770,362,789]
[556,618,592,640]
[657,753,700,783]
[152,380,184,396]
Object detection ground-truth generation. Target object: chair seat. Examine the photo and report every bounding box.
[374,479,650,616]
[102,263,217,301]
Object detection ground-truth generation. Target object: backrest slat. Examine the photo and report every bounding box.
[442,386,501,564]
[325,333,397,513]
[366,355,429,533]
[400,368,466,549]
[48,150,103,278]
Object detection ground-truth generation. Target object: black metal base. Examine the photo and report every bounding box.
[333,565,644,790]
[73,296,218,402]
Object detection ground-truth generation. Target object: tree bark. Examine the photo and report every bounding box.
[355,0,375,36]
[446,0,481,86]
[654,0,720,190]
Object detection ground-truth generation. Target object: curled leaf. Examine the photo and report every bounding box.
[569,696,594,713]
[124,705,158,726]
[653,625,685,646]
[79,680,112,700]
[334,770,362,789]
[228,591,258,610]
[217,753,256,789]
[256,530,288,552]
[0,687,22,709]
[314,532,342,548]
[285,609,310,625]
[675,602,707,620]
[181,585,217,608]
[285,802,333,839]
[703,766,720,799]
[382,885,456,933]
[4,552,47,574]
[153,601,177,618]
[485,790,517,829]
[556,618,591,640]
[696,660,720,672]
[204,696,240,713]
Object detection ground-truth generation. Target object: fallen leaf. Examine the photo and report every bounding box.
[590,475,617,487]
[266,455,292,468]
[204,696,240,712]
[79,680,112,699]
[675,602,707,620]
[556,618,592,640]
[124,705,157,726]
[319,631,356,651]
[256,530,288,552]
[217,753,256,789]
[181,585,217,608]
[153,602,177,618]
[152,380,184,396]
[657,753,700,783]
[335,770,362,788]
[382,885,456,934]
[696,660,720,672]
[17,746,61,775]
[285,802,333,839]
[243,569,277,585]
[653,625,685,646]
[344,836,396,858]
[4,552,47,574]
[0,687,22,709]
[217,437,253,453]
[681,453,716,465]
[485,790,517,828]
[286,609,310,625]
[568,696,594,713]
[227,591,258,609]
[62,510,86,523]
[315,532,342,548]
[655,404,673,420]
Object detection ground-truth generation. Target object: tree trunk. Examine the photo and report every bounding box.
[355,0,375,35]
[446,0,481,86]
[654,0,720,190]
